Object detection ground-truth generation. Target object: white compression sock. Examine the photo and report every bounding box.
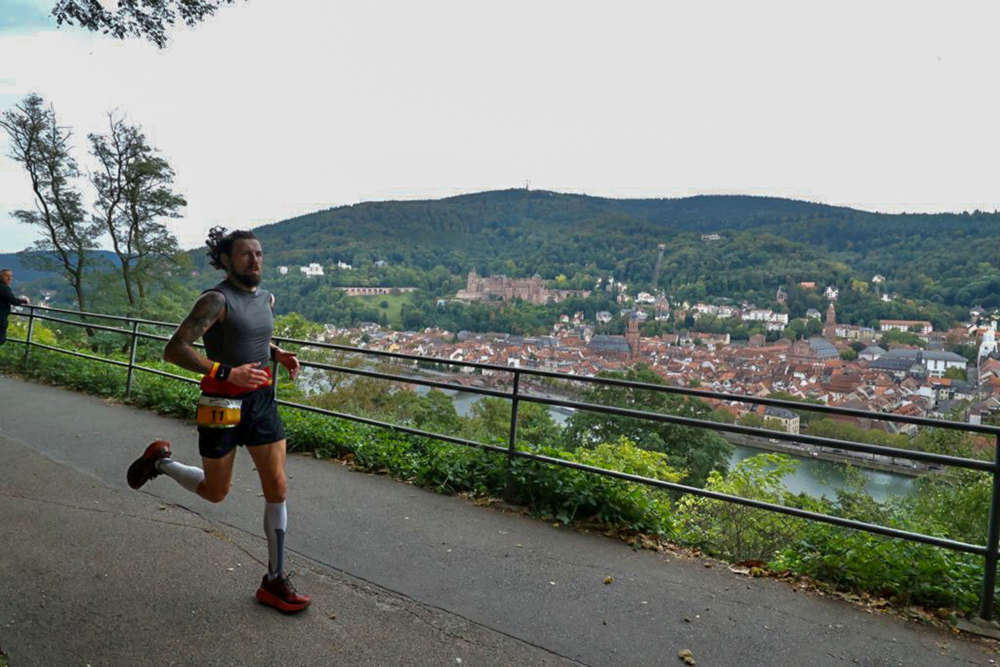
[264,501,287,580]
[154,459,205,494]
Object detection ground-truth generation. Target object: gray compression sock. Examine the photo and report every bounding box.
[264,501,287,580]
[154,459,205,494]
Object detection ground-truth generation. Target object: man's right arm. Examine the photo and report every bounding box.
[164,291,225,375]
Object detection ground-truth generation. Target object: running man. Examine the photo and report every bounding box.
[126,227,310,613]
[0,268,30,345]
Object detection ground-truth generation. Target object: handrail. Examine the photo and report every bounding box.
[7,303,1000,619]
[269,331,1000,435]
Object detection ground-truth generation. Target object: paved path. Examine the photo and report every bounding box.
[0,375,995,666]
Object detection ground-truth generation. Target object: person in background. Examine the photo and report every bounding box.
[0,269,30,345]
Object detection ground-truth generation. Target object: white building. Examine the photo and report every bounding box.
[636,292,656,304]
[278,266,289,275]
[336,261,353,270]
[979,321,998,361]
[879,320,932,335]
[742,308,773,322]
[300,263,324,277]
[922,350,967,378]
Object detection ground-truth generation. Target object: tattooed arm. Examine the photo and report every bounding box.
[163,291,226,374]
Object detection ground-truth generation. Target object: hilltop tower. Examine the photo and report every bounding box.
[651,242,667,288]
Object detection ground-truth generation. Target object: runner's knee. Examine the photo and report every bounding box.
[201,481,231,503]
[261,474,286,502]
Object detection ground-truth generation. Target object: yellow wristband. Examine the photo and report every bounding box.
[209,361,220,378]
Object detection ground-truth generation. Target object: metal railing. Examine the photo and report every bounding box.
[6,304,1000,619]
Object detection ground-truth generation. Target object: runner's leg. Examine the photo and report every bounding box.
[195,450,236,502]
[155,458,205,494]
[247,440,288,578]
[152,448,233,502]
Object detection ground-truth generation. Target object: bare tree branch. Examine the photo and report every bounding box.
[1,94,100,323]
[51,0,240,49]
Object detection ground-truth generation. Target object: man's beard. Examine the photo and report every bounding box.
[231,270,261,288]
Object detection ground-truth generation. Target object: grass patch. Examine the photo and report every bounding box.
[354,291,413,328]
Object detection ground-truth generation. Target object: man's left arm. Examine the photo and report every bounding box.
[270,293,300,380]
[0,284,25,307]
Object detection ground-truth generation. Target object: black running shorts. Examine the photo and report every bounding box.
[198,386,285,459]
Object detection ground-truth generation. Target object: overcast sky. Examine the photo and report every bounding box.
[2,0,999,253]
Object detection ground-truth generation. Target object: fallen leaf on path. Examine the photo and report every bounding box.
[678,648,696,665]
[603,576,614,585]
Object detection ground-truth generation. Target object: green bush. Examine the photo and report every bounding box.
[674,453,817,561]
[774,525,985,611]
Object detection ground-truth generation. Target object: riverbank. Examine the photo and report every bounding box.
[721,432,938,478]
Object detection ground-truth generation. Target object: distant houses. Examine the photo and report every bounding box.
[300,262,324,277]
[763,406,800,434]
[879,320,932,335]
[867,348,966,378]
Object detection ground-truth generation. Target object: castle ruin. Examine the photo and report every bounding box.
[456,269,590,305]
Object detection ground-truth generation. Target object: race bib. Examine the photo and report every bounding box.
[196,395,242,429]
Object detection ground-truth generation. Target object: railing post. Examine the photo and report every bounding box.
[125,319,139,398]
[980,433,1000,620]
[504,370,521,501]
[22,305,35,370]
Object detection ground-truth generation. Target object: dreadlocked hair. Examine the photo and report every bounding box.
[205,226,257,270]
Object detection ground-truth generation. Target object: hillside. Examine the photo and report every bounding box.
[222,190,1000,312]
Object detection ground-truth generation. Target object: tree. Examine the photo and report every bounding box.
[1,94,100,320]
[943,367,967,381]
[51,0,239,49]
[89,113,185,309]
[273,312,324,341]
[412,389,462,435]
[562,366,732,488]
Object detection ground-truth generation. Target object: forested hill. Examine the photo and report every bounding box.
[248,190,851,277]
[210,189,1000,310]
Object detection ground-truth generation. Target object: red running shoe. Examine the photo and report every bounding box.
[256,573,311,613]
[126,440,172,489]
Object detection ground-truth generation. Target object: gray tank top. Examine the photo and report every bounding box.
[201,280,274,367]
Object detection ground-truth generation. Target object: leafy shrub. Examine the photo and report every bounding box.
[674,453,816,561]
[774,526,987,612]
[506,439,678,534]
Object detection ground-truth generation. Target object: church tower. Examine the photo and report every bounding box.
[625,312,641,361]
[823,302,837,339]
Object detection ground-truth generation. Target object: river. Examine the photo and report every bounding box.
[437,388,916,502]
[303,368,917,502]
